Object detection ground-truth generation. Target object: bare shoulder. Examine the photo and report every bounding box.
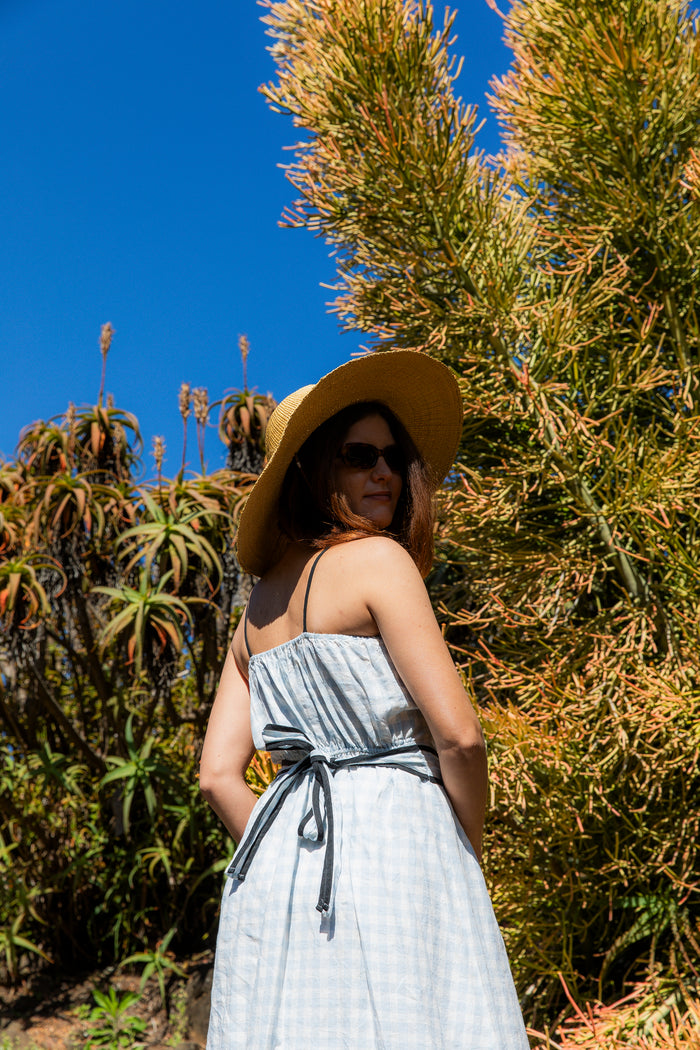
[299,537,424,637]
[230,612,250,678]
[329,538,427,613]
[333,534,420,577]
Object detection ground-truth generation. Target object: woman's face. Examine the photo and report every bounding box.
[333,413,403,530]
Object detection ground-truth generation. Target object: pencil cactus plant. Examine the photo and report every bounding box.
[260,0,700,1037]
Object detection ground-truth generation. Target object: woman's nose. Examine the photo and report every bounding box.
[371,455,392,479]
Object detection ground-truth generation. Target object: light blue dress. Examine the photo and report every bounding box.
[206,616,529,1048]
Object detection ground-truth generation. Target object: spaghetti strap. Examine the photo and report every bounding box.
[243,602,252,658]
[302,548,329,634]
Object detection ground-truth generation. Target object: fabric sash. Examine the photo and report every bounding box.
[226,723,442,915]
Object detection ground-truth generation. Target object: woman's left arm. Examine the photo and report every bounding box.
[199,642,257,841]
[360,538,488,861]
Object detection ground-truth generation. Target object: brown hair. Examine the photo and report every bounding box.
[277,402,435,577]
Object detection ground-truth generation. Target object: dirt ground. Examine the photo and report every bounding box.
[0,957,213,1050]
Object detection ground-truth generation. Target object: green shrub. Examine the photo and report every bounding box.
[0,339,276,976]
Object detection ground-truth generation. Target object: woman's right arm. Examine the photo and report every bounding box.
[199,638,257,842]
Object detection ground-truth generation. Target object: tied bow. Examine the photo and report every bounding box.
[227,723,441,915]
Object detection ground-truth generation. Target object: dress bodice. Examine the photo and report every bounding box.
[247,632,435,760]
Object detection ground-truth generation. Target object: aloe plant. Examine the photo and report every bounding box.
[0,325,261,979]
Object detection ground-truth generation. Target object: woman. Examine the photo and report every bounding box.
[200,351,528,1049]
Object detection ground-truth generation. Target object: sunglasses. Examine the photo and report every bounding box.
[337,442,404,473]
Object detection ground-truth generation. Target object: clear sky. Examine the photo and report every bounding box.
[0,0,510,475]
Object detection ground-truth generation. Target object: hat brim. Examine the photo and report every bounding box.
[236,350,463,577]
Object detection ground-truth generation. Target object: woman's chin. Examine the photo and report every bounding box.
[363,509,395,530]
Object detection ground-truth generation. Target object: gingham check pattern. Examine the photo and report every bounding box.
[206,635,529,1049]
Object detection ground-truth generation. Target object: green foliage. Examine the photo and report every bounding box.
[100,714,180,836]
[0,336,277,979]
[0,1039,41,1050]
[95,570,196,676]
[482,673,700,1018]
[261,0,700,1036]
[121,926,186,1008]
[0,709,227,978]
[0,901,52,984]
[0,552,64,630]
[78,987,147,1049]
[115,490,224,590]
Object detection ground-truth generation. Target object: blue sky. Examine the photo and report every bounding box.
[1,0,510,475]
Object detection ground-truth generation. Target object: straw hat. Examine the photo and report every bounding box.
[236,350,463,576]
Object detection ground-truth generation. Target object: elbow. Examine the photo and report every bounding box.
[198,767,217,804]
[437,726,486,762]
[199,760,229,806]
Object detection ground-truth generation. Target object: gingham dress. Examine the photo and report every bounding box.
[206,575,529,1049]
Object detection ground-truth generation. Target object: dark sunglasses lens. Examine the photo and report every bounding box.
[342,443,403,472]
[383,446,403,472]
[343,444,377,468]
